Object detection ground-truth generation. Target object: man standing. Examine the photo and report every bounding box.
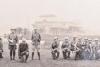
[8,29,18,60]
[31,29,41,60]
[61,37,70,59]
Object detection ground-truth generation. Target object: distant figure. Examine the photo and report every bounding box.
[8,29,18,60]
[0,38,3,58]
[61,37,70,59]
[51,37,60,60]
[18,38,29,63]
[31,29,41,60]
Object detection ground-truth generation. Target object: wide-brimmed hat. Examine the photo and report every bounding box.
[22,38,26,42]
[65,37,68,40]
[54,37,58,40]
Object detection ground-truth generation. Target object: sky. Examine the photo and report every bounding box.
[0,0,100,35]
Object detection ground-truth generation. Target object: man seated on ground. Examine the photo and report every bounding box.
[81,38,91,60]
[75,38,82,60]
[51,37,60,60]
[18,38,29,63]
[70,37,80,60]
[61,37,70,59]
[93,39,100,60]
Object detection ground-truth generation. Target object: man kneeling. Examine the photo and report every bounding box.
[18,39,29,63]
[61,37,70,59]
[51,37,60,60]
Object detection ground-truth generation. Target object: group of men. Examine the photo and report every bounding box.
[0,28,100,63]
[8,28,41,63]
[51,37,100,60]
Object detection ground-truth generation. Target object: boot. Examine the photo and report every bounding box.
[13,56,15,60]
[56,52,59,59]
[32,52,34,60]
[1,53,3,58]
[38,52,40,60]
[52,52,55,60]
[25,55,29,63]
[10,56,12,60]
[0,53,3,58]
[68,52,70,58]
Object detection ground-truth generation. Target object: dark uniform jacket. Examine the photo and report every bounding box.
[19,42,28,52]
[62,41,69,49]
[31,32,41,42]
[18,42,29,56]
[52,41,59,49]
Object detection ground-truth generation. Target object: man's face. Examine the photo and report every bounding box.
[54,38,58,42]
[22,41,26,43]
[78,39,81,43]
[0,40,2,42]
[73,38,76,42]
[95,40,98,44]
[34,29,37,33]
[84,39,88,42]
[65,39,68,42]
[89,41,92,44]
[11,30,15,33]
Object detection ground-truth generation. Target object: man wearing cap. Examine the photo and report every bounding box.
[8,29,18,60]
[61,37,70,59]
[31,29,41,60]
[18,38,29,63]
[51,37,60,60]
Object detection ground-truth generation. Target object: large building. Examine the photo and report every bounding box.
[33,15,84,37]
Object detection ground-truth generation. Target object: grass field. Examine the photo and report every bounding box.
[0,49,100,67]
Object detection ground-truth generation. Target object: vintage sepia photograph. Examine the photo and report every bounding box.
[0,0,100,67]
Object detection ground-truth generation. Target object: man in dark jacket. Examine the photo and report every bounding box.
[8,29,18,60]
[18,38,29,63]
